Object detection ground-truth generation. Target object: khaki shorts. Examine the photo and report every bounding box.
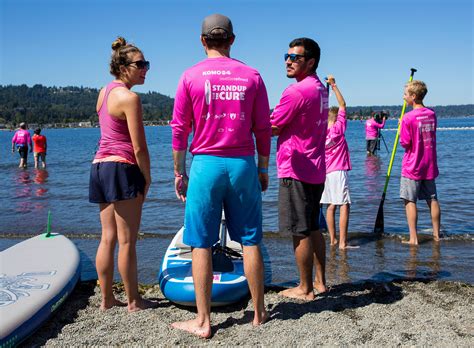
[400,176,438,203]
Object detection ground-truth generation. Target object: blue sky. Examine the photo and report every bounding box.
[1,0,472,107]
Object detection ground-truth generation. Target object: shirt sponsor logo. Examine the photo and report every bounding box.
[202,70,231,76]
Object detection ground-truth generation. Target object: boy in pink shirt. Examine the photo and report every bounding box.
[320,76,357,250]
[400,80,441,245]
[11,122,32,168]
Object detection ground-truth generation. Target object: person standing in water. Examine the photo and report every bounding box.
[171,14,270,338]
[366,112,386,156]
[400,80,441,245]
[320,75,357,250]
[89,37,156,312]
[11,122,32,168]
[32,128,47,169]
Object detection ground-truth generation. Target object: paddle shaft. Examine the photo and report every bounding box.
[381,68,417,194]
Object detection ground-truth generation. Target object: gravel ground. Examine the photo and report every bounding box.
[23,279,473,346]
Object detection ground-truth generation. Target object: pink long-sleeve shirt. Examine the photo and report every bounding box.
[271,74,328,184]
[325,109,351,173]
[171,57,271,157]
[365,117,385,139]
[400,107,439,180]
[12,129,32,147]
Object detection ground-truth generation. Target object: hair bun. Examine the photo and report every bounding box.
[111,37,127,51]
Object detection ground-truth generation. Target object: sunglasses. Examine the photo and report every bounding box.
[284,53,305,62]
[125,60,150,70]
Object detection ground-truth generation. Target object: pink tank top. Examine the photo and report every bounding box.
[94,82,137,164]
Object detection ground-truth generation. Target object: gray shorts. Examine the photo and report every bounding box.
[278,178,324,236]
[400,176,438,203]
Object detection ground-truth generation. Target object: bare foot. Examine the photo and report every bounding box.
[253,310,269,326]
[100,298,127,311]
[171,319,211,339]
[128,298,159,312]
[313,281,327,295]
[402,240,418,246]
[330,239,338,246]
[339,244,360,250]
[279,286,315,301]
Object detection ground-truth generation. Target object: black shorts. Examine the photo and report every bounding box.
[89,162,145,203]
[18,146,28,160]
[366,139,378,155]
[278,178,325,236]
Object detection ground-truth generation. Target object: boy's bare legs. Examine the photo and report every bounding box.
[242,245,268,325]
[172,247,212,338]
[34,155,39,169]
[403,200,418,245]
[96,203,126,310]
[312,230,327,294]
[427,199,441,241]
[279,234,315,300]
[326,205,337,246]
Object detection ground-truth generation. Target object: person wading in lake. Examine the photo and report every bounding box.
[400,80,441,245]
[11,122,32,168]
[89,37,157,312]
[271,37,328,301]
[171,14,270,338]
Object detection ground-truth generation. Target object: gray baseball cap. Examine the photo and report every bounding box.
[201,14,234,39]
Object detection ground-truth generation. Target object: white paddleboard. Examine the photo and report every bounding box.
[0,233,81,347]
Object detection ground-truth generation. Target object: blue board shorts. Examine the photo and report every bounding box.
[89,161,145,203]
[184,155,262,248]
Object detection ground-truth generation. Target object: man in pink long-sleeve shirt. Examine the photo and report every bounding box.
[170,14,270,337]
[11,122,32,168]
[271,37,328,301]
[365,112,386,156]
[400,80,441,245]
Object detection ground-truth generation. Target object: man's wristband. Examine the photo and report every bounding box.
[258,167,268,174]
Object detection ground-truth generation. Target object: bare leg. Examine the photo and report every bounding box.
[114,197,157,312]
[242,245,268,325]
[19,158,25,168]
[42,155,47,169]
[326,205,337,246]
[338,204,358,249]
[172,247,212,338]
[427,199,441,241]
[403,200,418,245]
[279,235,315,301]
[34,155,39,169]
[311,230,327,294]
[96,203,126,310]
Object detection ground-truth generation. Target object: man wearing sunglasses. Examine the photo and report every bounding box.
[170,14,270,338]
[271,37,329,301]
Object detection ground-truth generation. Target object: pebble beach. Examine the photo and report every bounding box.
[23,279,473,346]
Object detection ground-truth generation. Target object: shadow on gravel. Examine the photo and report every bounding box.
[265,278,436,321]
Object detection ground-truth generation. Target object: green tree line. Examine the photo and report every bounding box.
[0,84,472,125]
[0,84,174,125]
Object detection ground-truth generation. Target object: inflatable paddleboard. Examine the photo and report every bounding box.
[158,215,249,306]
[0,233,81,347]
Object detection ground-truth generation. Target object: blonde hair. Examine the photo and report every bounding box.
[109,37,142,78]
[406,80,428,102]
[328,106,338,123]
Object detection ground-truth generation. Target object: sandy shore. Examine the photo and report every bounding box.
[23,279,473,346]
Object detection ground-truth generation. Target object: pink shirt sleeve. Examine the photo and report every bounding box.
[11,132,18,144]
[270,86,303,130]
[251,76,271,156]
[171,73,193,151]
[399,116,411,149]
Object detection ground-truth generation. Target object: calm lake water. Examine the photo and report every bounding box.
[1,117,473,285]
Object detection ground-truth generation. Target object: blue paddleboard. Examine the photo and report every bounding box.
[158,216,249,307]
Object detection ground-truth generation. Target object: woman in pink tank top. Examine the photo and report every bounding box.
[89,37,156,311]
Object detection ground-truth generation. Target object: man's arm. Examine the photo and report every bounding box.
[173,149,188,202]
